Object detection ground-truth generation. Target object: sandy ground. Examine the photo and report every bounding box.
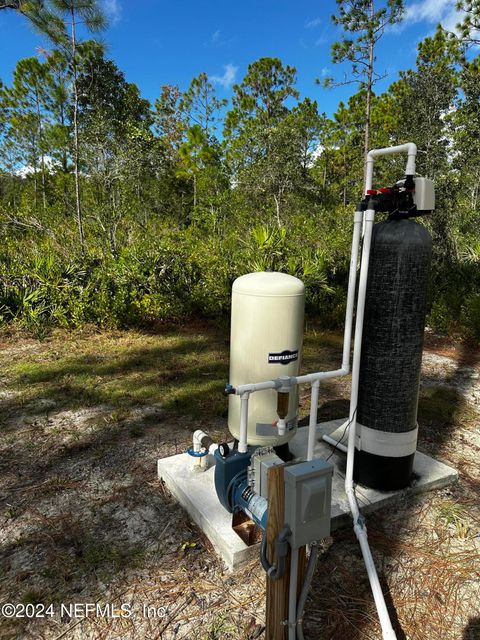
[0,327,479,640]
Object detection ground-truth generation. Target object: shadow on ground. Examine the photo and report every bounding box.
[303,339,480,640]
[0,325,236,639]
[463,618,480,639]
[0,325,478,639]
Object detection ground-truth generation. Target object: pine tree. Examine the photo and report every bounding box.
[322,0,404,181]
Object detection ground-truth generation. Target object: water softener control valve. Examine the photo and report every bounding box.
[366,176,435,217]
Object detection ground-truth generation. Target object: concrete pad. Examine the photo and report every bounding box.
[157,419,458,570]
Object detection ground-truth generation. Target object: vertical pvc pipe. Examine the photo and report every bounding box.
[341,210,363,372]
[317,209,362,459]
[365,160,374,195]
[238,392,249,453]
[345,207,397,640]
[288,547,299,640]
[306,380,320,461]
[345,208,375,509]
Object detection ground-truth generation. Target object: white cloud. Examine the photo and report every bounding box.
[211,63,238,88]
[403,0,464,32]
[307,144,325,167]
[103,0,122,25]
[305,17,322,29]
[15,156,61,179]
[205,29,237,48]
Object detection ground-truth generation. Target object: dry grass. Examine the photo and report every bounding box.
[0,323,479,639]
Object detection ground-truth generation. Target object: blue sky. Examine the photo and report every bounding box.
[0,0,465,118]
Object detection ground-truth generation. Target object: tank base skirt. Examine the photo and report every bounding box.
[353,423,418,491]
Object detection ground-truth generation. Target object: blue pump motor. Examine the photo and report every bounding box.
[214,447,268,530]
[214,448,251,512]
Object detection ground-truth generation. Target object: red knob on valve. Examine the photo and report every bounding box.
[366,189,377,195]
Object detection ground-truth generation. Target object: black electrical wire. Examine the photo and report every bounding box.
[325,407,357,461]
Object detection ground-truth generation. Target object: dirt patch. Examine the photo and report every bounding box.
[0,326,479,639]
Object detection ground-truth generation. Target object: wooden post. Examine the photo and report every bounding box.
[266,464,289,640]
[265,464,308,640]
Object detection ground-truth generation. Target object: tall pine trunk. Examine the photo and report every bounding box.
[363,0,375,190]
[71,7,84,254]
[35,88,47,214]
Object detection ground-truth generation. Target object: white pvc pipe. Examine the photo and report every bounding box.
[235,379,277,394]
[306,208,362,461]
[306,380,320,461]
[236,207,363,462]
[288,547,299,640]
[356,530,397,640]
[231,144,417,640]
[293,367,347,385]
[343,143,417,640]
[342,210,363,371]
[365,142,417,194]
[322,433,348,454]
[344,208,397,640]
[193,429,209,451]
[235,366,347,396]
[193,430,218,455]
[238,392,249,453]
[345,209,376,515]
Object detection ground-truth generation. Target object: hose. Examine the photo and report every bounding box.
[260,525,291,580]
[295,543,320,640]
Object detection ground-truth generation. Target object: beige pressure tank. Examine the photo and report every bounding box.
[228,272,305,446]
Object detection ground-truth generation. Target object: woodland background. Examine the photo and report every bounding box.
[1,0,480,340]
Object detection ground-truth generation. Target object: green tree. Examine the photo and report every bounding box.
[6,57,53,213]
[176,124,216,212]
[180,72,227,137]
[318,99,363,205]
[75,45,154,255]
[451,57,480,252]
[52,1,107,253]
[19,0,107,253]
[391,26,459,180]
[323,0,404,175]
[224,57,298,176]
[224,58,322,225]
[153,84,187,150]
[227,57,298,135]
[0,0,52,33]
[456,0,480,46]
[44,49,70,176]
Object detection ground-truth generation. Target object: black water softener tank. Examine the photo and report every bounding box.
[354,217,432,491]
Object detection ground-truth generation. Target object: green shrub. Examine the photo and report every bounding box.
[461,294,480,340]
[427,299,451,335]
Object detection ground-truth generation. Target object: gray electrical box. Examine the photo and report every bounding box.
[413,177,435,212]
[249,447,283,498]
[284,458,333,549]
[396,176,435,212]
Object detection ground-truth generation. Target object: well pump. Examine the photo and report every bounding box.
[189,143,434,640]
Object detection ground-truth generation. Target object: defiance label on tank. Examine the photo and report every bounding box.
[268,349,299,365]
